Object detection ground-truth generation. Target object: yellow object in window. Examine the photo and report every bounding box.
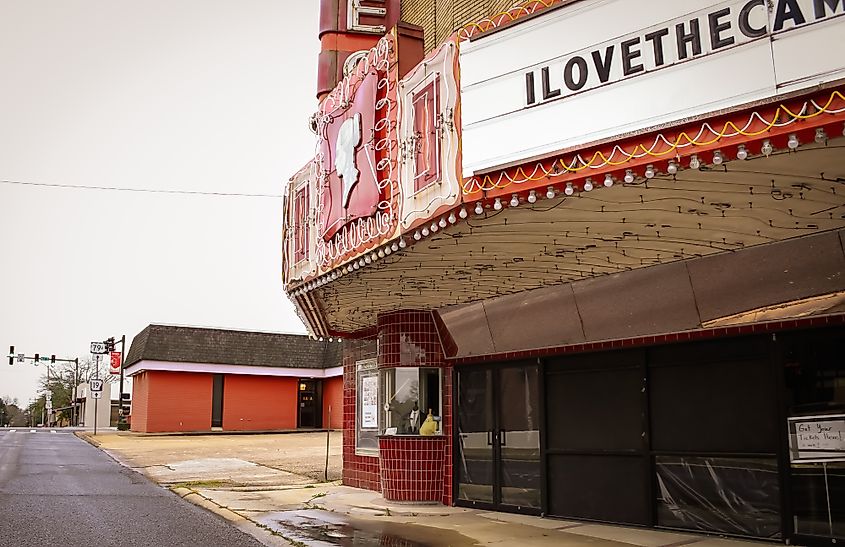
[419,409,436,436]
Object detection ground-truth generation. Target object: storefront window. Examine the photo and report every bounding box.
[783,327,845,540]
[356,359,379,455]
[380,367,441,435]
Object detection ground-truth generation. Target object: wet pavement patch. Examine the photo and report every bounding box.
[255,509,478,546]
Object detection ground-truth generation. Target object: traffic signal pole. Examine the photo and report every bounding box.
[8,347,84,427]
[118,334,126,429]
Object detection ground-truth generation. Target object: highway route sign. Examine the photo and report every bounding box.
[90,341,107,354]
[89,379,104,392]
[91,391,103,400]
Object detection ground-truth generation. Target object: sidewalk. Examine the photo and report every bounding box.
[79,431,778,547]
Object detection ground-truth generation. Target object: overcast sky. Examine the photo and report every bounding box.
[0,1,318,404]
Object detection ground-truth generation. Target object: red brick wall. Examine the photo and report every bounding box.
[342,338,382,491]
[322,375,343,429]
[223,375,298,430]
[142,371,213,433]
[129,371,149,433]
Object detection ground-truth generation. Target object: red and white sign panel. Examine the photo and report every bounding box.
[109,352,121,375]
[319,70,381,241]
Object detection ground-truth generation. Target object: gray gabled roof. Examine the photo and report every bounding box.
[125,324,342,370]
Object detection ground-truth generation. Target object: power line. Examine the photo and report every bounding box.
[0,178,283,198]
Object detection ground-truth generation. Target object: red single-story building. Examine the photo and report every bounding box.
[125,324,342,433]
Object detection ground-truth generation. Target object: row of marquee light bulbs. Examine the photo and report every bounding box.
[291,128,832,299]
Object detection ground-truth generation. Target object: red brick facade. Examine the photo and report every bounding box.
[129,371,150,432]
[223,375,299,431]
[342,338,382,491]
[322,375,343,429]
[130,370,342,433]
[130,371,213,433]
[342,312,453,505]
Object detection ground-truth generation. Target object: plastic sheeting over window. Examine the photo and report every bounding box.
[656,456,781,538]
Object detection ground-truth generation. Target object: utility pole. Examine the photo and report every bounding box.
[118,335,127,430]
[71,357,79,427]
[102,336,128,430]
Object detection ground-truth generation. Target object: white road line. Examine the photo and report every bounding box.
[50,430,57,434]
[29,429,36,433]
[9,429,15,433]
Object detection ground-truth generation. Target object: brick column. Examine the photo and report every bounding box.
[376,310,453,505]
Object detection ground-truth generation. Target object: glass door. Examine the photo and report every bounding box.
[456,363,542,513]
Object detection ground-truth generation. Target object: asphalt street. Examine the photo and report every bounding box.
[0,428,265,547]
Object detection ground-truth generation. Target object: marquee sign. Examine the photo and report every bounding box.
[318,70,382,242]
[397,40,462,230]
[312,33,400,269]
[524,0,842,107]
[459,0,845,176]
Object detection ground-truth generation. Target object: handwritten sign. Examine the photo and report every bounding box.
[789,414,845,462]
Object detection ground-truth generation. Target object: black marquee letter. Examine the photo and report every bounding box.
[709,7,735,49]
[621,38,644,75]
[739,0,767,38]
[676,18,702,59]
[774,0,807,31]
[591,45,615,83]
[541,66,561,100]
[563,56,588,91]
[814,0,844,18]
[644,28,669,66]
[525,71,536,105]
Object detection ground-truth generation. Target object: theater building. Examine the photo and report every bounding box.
[125,324,342,433]
[282,0,845,543]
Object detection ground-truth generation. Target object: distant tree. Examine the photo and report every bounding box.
[0,398,6,426]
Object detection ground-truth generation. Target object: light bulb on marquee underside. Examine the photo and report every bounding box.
[546,186,555,199]
[459,207,468,219]
[761,140,773,156]
[391,242,399,252]
[493,197,502,210]
[623,169,634,183]
[787,133,799,150]
[736,145,748,160]
[712,150,724,165]
[815,127,827,144]
[527,190,537,203]
[604,174,614,187]
[430,222,438,232]
[583,178,593,192]
[448,213,456,224]
[439,217,447,228]
[667,161,678,175]
[689,155,701,169]
[510,194,519,207]
[413,230,421,240]
[422,227,430,236]
[644,165,655,179]
[564,183,574,196]
[474,202,483,215]
[398,238,407,248]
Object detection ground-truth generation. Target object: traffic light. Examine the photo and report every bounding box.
[34,353,39,362]
[105,337,115,352]
[51,355,56,363]
[8,346,13,366]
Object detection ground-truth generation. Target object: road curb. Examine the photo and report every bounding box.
[170,486,291,546]
[74,431,102,447]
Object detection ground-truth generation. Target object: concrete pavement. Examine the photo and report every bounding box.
[81,430,781,547]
